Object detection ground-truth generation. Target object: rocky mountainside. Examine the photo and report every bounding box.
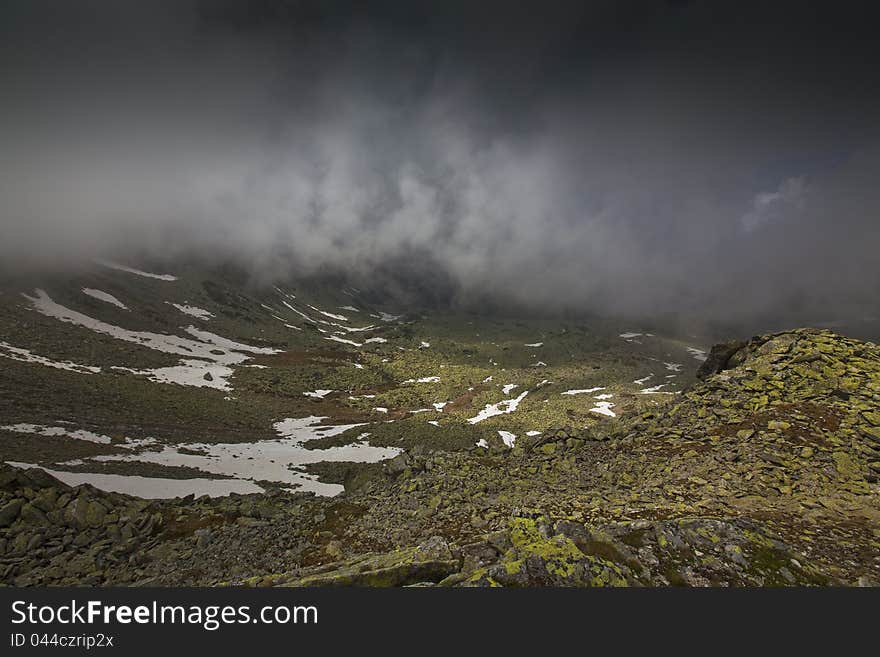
[2,328,878,586]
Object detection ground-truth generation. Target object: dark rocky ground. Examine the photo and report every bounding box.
[2,327,879,587]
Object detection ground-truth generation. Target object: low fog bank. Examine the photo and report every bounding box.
[1,1,878,332]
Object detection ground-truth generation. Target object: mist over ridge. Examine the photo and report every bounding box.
[2,1,878,330]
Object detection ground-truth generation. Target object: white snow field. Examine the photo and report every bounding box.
[0,341,101,374]
[82,288,128,310]
[97,261,178,281]
[468,390,529,424]
[23,289,279,390]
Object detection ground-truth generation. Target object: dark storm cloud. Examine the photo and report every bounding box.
[1,1,878,327]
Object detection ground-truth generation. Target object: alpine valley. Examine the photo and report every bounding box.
[1,261,878,587]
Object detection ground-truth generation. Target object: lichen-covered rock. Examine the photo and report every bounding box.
[275,536,459,587]
[448,515,832,587]
[460,517,631,587]
[612,518,833,586]
[0,498,23,527]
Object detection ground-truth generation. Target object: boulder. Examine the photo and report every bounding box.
[0,499,24,527]
[278,537,458,587]
[696,339,747,380]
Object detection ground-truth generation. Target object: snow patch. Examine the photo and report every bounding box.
[373,312,402,322]
[324,335,361,347]
[68,416,399,496]
[97,261,177,281]
[168,303,214,320]
[308,305,349,321]
[686,347,708,362]
[113,361,233,391]
[589,401,616,417]
[76,417,396,497]
[641,384,673,394]
[25,290,276,364]
[22,290,281,391]
[82,288,128,310]
[498,431,517,447]
[282,301,315,323]
[468,390,529,424]
[1,424,113,444]
[562,387,605,395]
[0,341,101,374]
[5,463,262,498]
[273,416,367,442]
[303,389,333,399]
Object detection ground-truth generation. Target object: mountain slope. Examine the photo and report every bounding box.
[1,327,878,585]
[0,261,711,499]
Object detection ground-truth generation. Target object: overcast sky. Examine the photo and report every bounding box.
[1,1,878,328]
